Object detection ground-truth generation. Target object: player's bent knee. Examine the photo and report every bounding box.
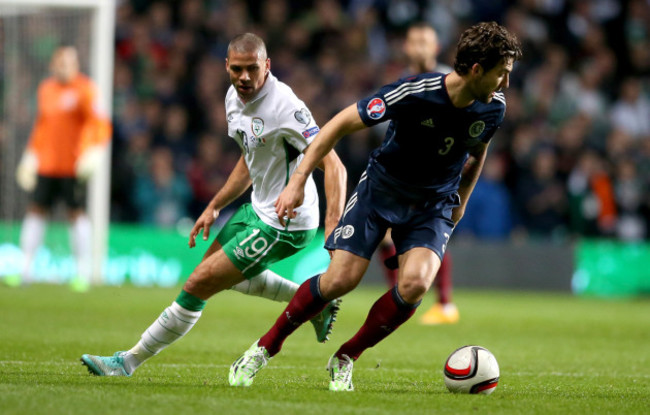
[320,271,361,299]
[398,274,433,302]
[183,262,244,300]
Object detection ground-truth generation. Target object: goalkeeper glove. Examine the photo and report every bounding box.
[16,150,38,191]
[75,145,105,181]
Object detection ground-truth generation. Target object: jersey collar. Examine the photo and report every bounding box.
[242,72,276,105]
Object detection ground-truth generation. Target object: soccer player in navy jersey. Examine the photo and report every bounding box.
[229,21,522,391]
[396,22,460,326]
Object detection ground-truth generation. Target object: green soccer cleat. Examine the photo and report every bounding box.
[229,340,270,387]
[81,352,131,377]
[309,298,342,343]
[327,353,354,391]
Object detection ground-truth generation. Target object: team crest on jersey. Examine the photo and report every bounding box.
[469,121,485,138]
[366,98,386,120]
[294,108,311,125]
[59,91,79,110]
[251,117,264,137]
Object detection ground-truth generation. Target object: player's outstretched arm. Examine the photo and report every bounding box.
[452,141,489,224]
[316,149,347,240]
[189,155,252,247]
[276,104,365,226]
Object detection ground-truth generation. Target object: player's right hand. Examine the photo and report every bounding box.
[189,208,219,248]
[16,151,38,192]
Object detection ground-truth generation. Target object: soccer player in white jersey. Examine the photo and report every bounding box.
[80,33,347,377]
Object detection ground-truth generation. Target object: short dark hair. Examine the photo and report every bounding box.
[407,21,436,32]
[227,33,268,61]
[453,22,522,75]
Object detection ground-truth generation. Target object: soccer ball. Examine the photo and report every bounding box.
[443,345,500,395]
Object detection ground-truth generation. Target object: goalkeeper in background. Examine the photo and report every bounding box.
[14,46,111,291]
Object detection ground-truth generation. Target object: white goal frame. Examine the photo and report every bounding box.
[0,0,115,284]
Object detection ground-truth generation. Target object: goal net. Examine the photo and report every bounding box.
[0,0,114,283]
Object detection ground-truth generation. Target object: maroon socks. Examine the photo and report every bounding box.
[335,285,419,360]
[259,275,328,356]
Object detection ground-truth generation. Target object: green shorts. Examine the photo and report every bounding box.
[217,204,317,278]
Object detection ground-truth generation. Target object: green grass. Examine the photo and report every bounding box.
[1,283,649,415]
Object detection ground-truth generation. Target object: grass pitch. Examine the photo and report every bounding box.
[1,283,648,414]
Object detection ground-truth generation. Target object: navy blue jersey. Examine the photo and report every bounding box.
[357,73,506,200]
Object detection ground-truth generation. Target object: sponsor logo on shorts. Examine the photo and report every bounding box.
[302,126,320,138]
[234,246,244,259]
[341,225,355,239]
[366,97,386,120]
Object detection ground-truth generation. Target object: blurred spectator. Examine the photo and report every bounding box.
[625,0,650,74]
[515,146,568,239]
[111,128,153,222]
[133,146,192,228]
[567,149,617,237]
[610,77,650,140]
[186,133,234,218]
[154,104,194,172]
[456,153,514,240]
[613,157,646,241]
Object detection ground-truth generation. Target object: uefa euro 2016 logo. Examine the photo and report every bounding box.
[366,97,386,120]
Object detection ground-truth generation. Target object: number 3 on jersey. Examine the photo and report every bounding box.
[439,137,454,155]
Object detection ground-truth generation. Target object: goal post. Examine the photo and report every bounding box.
[0,0,115,284]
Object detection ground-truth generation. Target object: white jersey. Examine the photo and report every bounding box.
[225,73,320,231]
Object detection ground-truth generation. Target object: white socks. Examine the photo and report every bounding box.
[69,214,92,282]
[123,302,202,374]
[20,213,92,284]
[231,269,298,302]
[20,213,46,282]
[120,270,297,375]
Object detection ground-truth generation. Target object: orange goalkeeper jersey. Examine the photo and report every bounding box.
[28,74,111,177]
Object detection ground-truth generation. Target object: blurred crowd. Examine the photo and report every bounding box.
[109,0,650,243]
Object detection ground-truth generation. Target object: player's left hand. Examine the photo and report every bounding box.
[275,180,304,227]
[75,145,105,180]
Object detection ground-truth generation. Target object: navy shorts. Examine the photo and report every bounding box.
[325,171,459,261]
[32,175,86,210]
